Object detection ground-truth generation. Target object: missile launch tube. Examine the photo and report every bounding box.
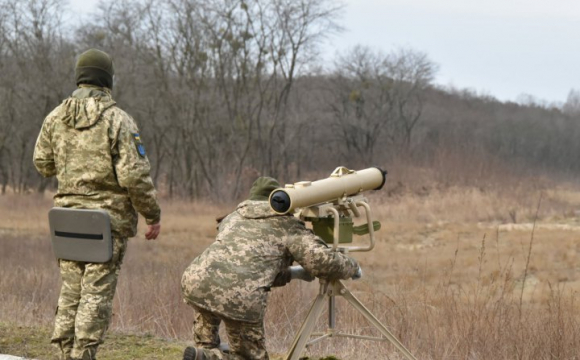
[269,167,386,215]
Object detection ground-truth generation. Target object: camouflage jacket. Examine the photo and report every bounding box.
[181,200,359,322]
[33,86,161,238]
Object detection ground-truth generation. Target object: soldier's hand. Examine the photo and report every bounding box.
[145,223,161,240]
[272,269,292,287]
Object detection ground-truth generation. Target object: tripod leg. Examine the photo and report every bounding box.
[337,281,418,360]
[285,293,328,360]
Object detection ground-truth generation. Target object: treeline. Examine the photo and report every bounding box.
[0,0,578,199]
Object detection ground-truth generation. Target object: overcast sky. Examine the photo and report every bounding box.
[68,0,580,104]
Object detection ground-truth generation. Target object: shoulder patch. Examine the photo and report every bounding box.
[132,133,146,157]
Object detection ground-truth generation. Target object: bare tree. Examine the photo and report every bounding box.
[387,47,438,150]
[329,45,394,164]
[84,0,344,200]
[0,0,72,193]
[329,45,437,164]
[563,89,580,116]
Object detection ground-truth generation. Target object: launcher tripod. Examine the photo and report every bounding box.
[285,278,417,360]
[283,195,417,360]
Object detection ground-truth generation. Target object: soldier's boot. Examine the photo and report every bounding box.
[183,346,206,360]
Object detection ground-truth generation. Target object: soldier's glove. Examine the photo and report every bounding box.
[352,266,363,280]
[289,265,315,282]
[272,269,292,287]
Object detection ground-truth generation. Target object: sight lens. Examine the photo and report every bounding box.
[270,190,291,214]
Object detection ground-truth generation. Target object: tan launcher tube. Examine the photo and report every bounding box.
[269,167,386,215]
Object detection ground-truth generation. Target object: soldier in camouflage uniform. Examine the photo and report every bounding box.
[181,177,361,360]
[33,49,161,360]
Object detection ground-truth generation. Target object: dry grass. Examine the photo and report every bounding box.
[2,179,580,359]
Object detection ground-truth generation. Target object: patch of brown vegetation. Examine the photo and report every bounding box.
[2,181,580,359]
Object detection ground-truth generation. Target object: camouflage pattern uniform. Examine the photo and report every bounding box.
[34,83,161,360]
[181,199,359,360]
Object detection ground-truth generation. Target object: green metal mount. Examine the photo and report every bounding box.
[307,216,381,244]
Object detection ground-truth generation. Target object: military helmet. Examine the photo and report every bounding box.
[248,176,280,201]
[75,48,115,89]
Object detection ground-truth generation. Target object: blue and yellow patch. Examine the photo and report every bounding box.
[132,133,146,157]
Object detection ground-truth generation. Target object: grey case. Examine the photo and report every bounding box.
[48,207,113,263]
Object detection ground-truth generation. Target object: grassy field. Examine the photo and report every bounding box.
[2,176,580,359]
[0,322,186,360]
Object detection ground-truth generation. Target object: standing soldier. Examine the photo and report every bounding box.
[181,176,361,360]
[33,48,162,360]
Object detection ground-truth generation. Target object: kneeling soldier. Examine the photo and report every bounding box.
[181,177,361,360]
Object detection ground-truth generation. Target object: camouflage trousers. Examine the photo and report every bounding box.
[192,306,268,360]
[51,237,127,360]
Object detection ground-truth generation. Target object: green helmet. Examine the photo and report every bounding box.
[75,48,115,89]
[248,176,280,201]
